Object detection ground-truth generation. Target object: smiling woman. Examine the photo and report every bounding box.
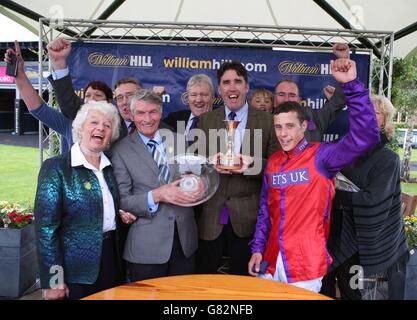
[34,102,124,300]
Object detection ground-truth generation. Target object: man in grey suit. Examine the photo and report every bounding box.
[111,89,201,281]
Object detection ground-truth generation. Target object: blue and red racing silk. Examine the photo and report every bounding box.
[250,79,380,283]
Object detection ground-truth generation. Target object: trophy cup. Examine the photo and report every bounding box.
[217,120,242,170]
[159,154,219,207]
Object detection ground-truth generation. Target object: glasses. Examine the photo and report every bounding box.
[115,92,135,103]
[275,92,299,99]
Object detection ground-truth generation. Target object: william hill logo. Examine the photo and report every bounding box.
[278,61,320,75]
[88,52,153,68]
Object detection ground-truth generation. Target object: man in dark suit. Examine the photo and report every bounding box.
[111,89,201,281]
[192,61,280,275]
[163,74,214,140]
[273,43,350,142]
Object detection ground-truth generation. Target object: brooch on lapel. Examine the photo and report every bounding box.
[84,182,92,190]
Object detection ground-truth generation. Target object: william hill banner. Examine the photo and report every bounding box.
[68,42,370,139]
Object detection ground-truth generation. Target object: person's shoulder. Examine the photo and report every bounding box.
[268,149,283,161]
[248,106,275,128]
[164,109,190,120]
[379,144,400,163]
[251,106,274,119]
[159,120,175,131]
[201,107,224,119]
[40,152,69,172]
[111,134,135,152]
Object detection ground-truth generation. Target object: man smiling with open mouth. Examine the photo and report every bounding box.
[192,61,279,276]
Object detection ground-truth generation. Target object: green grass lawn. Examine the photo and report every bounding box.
[396,147,417,162]
[0,145,41,208]
[402,172,417,195]
[396,149,417,195]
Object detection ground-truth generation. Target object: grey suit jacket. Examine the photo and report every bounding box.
[110,131,198,264]
[192,106,280,240]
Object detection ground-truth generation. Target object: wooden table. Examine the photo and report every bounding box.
[83,274,331,300]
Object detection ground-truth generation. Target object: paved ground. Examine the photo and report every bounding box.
[0,131,39,148]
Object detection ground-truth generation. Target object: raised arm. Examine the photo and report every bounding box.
[4,41,43,110]
[316,58,380,178]
[311,43,350,134]
[312,84,346,134]
[47,38,82,120]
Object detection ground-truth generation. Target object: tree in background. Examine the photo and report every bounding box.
[395,56,417,182]
[372,55,417,182]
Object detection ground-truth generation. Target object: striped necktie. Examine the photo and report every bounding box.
[128,122,136,134]
[147,139,170,183]
[228,111,236,120]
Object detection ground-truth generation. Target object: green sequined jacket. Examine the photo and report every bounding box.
[34,151,120,288]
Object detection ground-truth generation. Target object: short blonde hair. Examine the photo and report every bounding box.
[249,88,273,105]
[371,95,397,140]
[72,102,120,144]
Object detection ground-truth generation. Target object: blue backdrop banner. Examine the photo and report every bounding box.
[68,42,370,139]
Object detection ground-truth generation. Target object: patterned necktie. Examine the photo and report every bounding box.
[228,111,236,120]
[128,122,136,134]
[189,116,199,130]
[187,117,199,145]
[147,139,170,183]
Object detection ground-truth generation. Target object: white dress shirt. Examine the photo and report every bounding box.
[71,143,116,232]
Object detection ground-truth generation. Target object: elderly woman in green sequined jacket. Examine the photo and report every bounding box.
[34,102,122,300]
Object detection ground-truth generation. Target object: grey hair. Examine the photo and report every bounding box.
[129,89,163,114]
[186,74,215,96]
[371,95,397,140]
[72,102,120,144]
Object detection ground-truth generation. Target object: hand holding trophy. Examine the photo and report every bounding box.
[158,154,219,207]
[211,118,254,174]
[217,119,242,171]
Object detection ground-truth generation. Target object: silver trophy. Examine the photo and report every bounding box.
[159,153,219,207]
[217,120,242,170]
[335,172,360,192]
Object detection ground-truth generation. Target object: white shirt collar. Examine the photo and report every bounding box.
[71,143,111,171]
[137,130,162,145]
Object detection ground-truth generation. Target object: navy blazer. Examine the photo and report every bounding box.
[163,109,191,133]
[34,151,120,288]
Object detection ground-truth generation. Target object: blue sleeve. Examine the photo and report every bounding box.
[50,67,69,80]
[148,191,159,215]
[249,168,271,254]
[316,79,380,178]
[30,103,72,138]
